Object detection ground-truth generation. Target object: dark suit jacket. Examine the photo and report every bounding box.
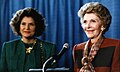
[0,38,55,72]
[73,38,120,72]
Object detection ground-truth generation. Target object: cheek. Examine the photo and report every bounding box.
[93,24,101,29]
[81,25,85,30]
[31,27,36,32]
[20,26,23,31]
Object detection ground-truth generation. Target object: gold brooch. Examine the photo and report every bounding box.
[23,39,37,54]
[26,47,33,53]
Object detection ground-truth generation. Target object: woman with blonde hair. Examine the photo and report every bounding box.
[73,2,120,72]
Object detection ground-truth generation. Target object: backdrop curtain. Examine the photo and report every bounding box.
[0,0,120,71]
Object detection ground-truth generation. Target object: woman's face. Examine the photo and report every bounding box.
[20,16,36,39]
[81,13,102,39]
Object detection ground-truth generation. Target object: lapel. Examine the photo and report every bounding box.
[34,40,43,67]
[15,40,26,72]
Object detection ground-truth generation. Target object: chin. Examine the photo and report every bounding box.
[87,36,94,39]
[24,36,34,38]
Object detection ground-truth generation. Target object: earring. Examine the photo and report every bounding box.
[101,27,105,31]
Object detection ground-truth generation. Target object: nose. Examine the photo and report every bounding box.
[86,22,91,28]
[26,24,30,30]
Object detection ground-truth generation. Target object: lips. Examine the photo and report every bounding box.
[24,31,31,33]
[86,30,94,34]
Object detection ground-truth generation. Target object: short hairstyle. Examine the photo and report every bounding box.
[10,7,46,37]
[78,2,112,34]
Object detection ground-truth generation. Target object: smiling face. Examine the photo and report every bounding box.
[81,13,103,39]
[20,16,36,39]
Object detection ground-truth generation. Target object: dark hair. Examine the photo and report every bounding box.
[10,7,46,37]
[78,2,112,34]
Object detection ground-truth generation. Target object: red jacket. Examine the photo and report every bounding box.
[73,38,120,72]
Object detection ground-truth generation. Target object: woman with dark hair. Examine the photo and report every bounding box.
[73,2,120,72]
[0,7,56,72]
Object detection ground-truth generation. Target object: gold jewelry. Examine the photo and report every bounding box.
[21,39,37,54]
[101,26,105,31]
[26,39,36,54]
[40,41,44,64]
[26,47,33,54]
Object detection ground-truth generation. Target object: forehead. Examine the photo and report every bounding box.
[21,16,34,22]
[83,13,100,21]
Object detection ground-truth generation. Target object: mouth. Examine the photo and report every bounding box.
[86,30,94,34]
[24,31,31,33]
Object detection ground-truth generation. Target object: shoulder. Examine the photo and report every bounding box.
[1,39,21,52]
[103,38,120,46]
[43,41,55,45]
[36,39,55,46]
[36,39,56,52]
[73,42,86,50]
[3,39,21,46]
[105,38,120,42]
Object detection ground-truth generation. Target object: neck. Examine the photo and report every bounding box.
[90,31,103,44]
[21,37,36,44]
[91,36,102,43]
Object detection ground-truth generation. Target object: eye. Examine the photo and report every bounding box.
[20,22,26,25]
[83,20,87,23]
[91,19,96,22]
[29,23,35,26]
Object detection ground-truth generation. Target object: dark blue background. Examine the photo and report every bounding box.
[0,0,120,71]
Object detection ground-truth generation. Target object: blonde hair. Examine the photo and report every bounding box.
[78,2,112,34]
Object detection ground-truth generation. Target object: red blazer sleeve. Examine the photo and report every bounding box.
[111,40,120,72]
